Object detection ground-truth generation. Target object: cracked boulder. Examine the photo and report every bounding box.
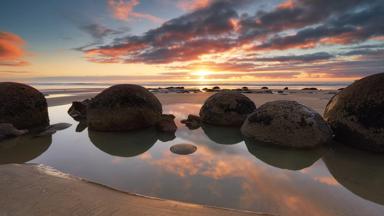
[199,93,256,127]
[241,100,333,148]
[324,73,384,152]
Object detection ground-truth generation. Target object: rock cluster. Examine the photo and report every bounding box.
[241,100,333,148]
[199,93,256,127]
[156,114,177,133]
[0,82,49,129]
[324,73,384,152]
[68,99,90,121]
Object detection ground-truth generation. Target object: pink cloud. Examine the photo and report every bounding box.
[0,31,29,66]
[107,0,163,23]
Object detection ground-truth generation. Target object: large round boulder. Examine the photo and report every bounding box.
[199,92,256,126]
[241,100,333,148]
[0,82,49,129]
[87,84,162,131]
[324,73,384,152]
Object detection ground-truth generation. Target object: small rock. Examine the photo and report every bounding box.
[36,128,57,137]
[302,87,318,90]
[68,99,90,121]
[170,144,197,155]
[76,121,88,132]
[181,114,201,130]
[156,114,177,133]
[0,123,28,141]
[261,87,269,90]
[46,123,72,131]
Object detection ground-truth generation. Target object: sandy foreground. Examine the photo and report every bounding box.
[1,90,334,216]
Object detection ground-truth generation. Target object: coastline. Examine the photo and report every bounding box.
[0,164,271,216]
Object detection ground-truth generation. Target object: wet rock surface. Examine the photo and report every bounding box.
[181,114,201,130]
[68,99,90,121]
[324,73,384,152]
[170,143,197,155]
[241,100,333,148]
[0,123,28,141]
[0,82,49,129]
[87,84,162,132]
[156,114,177,133]
[199,93,256,127]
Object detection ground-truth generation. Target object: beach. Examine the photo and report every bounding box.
[0,89,337,216]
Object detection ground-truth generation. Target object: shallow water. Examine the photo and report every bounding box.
[1,103,384,216]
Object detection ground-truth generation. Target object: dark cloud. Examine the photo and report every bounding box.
[80,23,124,39]
[80,0,384,79]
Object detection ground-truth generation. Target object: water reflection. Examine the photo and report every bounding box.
[323,143,384,205]
[88,127,159,157]
[0,135,52,164]
[201,124,243,145]
[245,138,328,170]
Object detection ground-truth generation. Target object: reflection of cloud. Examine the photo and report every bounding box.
[141,144,347,215]
[0,31,29,66]
[314,176,339,186]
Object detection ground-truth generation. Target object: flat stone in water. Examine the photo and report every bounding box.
[170,144,197,155]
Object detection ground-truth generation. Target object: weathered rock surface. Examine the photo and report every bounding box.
[0,82,49,129]
[199,93,256,127]
[156,114,177,133]
[87,84,162,131]
[181,114,201,130]
[324,73,384,152]
[170,143,197,155]
[241,100,333,148]
[68,99,90,121]
[0,123,28,141]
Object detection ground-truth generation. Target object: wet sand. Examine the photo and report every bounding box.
[47,90,335,114]
[0,164,270,216]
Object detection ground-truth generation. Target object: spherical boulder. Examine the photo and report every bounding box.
[87,84,162,131]
[199,92,256,127]
[241,100,333,148]
[0,82,49,129]
[324,73,384,152]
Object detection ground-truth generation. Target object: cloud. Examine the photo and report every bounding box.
[177,0,213,11]
[80,23,124,40]
[107,0,163,23]
[78,0,383,79]
[0,31,29,66]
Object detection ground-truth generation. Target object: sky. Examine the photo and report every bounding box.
[0,0,383,84]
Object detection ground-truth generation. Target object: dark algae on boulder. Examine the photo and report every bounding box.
[0,82,49,129]
[324,73,384,152]
[199,92,256,127]
[87,84,162,131]
[242,100,333,148]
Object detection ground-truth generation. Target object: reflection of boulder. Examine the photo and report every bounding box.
[323,144,384,205]
[88,128,158,157]
[0,135,52,164]
[201,124,243,145]
[245,138,327,170]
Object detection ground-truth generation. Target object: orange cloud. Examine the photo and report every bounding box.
[0,31,29,66]
[107,0,163,23]
[178,0,212,11]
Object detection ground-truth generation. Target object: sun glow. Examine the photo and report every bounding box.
[192,70,212,82]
